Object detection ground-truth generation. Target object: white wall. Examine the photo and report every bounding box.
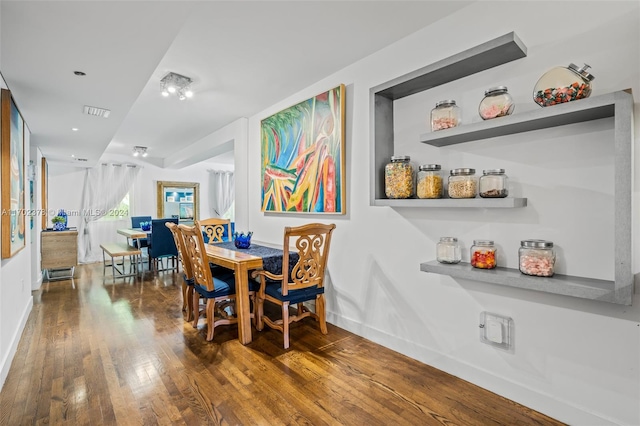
[46,154,234,246]
[238,2,640,425]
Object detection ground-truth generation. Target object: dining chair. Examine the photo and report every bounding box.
[130,215,152,248]
[252,223,336,349]
[166,222,195,321]
[148,218,179,271]
[199,218,232,244]
[179,224,238,341]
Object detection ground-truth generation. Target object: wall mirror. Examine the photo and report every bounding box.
[156,181,200,224]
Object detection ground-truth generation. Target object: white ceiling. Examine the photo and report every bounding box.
[1,1,472,168]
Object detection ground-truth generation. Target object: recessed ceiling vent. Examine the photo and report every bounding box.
[83,105,111,118]
[76,158,88,162]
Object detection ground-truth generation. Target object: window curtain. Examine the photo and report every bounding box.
[78,163,140,263]
[209,170,234,217]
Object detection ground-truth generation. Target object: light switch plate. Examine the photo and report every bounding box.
[480,312,512,350]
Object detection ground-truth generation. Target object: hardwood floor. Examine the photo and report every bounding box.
[0,263,564,425]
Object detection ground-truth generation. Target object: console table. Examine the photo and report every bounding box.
[42,229,78,280]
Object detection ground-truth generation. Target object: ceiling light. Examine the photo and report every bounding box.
[132,146,148,157]
[160,72,193,100]
[83,105,111,118]
[72,128,78,131]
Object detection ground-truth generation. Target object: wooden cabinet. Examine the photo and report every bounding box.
[42,230,78,277]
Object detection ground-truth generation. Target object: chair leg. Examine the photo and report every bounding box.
[282,301,290,349]
[186,285,194,322]
[316,294,328,335]
[182,281,188,311]
[206,299,215,341]
[192,289,200,328]
[256,295,265,331]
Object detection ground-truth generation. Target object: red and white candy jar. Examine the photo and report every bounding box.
[519,240,555,277]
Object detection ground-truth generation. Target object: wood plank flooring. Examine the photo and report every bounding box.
[0,263,564,425]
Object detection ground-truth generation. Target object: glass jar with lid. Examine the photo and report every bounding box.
[384,155,414,199]
[479,86,514,120]
[448,168,477,199]
[437,237,461,264]
[533,63,595,107]
[417,164,443,199]
[430,100,461,131]
[471,240,497,269]
[519,240,555,277]
[479,169,508,198]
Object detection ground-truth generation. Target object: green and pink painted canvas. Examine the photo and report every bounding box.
[260,85,345,214]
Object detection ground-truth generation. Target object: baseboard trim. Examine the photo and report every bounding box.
[0,295,33,390]
[326,311,618,426]
[31,271,43,291]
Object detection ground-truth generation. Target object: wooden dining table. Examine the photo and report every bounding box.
[204,241,298,345]
[204,243,264,345]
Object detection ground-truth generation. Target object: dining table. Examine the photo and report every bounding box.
[205,241,298,345]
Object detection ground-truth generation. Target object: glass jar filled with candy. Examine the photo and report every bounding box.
[417,164,443,199]
[436,237,461,264]
[533,63,594,107]
[479,169,508,198]
[430,100,461,131]
[384,155,414,199]
[519,240,555,277]
[478,86,514,120]
[471,240,497,269]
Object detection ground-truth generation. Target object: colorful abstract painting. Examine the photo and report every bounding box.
[260,84,345,214]
[1,89,26,258]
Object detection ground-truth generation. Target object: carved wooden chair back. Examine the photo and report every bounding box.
[166,222,192,279]
[179,224,215,292]
[281,223,336,295]
[199,218,231,245]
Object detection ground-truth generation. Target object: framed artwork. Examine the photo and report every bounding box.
[41,157,48,230]
[260,84,346,214]
[179,203,194,220]
[1,89,26,258]
[185,195,193,202]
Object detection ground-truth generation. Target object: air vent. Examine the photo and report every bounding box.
[83,105,111,118]
[75,158,88,162]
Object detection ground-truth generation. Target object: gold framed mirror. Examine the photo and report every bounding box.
[156,181,199,224]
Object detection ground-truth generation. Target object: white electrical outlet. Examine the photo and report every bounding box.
[480,312,512,350]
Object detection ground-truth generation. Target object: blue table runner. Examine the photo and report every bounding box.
[216,241,299,276]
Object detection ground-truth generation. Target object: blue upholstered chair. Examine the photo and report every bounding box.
[148,218,179,271]
[252,223,336,349]
[130,216,152,248]
[179,223,238,341]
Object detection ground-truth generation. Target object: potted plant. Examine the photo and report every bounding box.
[51,215,66,231]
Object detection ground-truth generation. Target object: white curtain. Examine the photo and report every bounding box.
[209,170,234,217]
[78,163,140,263]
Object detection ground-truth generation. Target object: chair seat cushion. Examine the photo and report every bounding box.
[194,276,236,299]
[264,282,324,304]
[183,274,194,286]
